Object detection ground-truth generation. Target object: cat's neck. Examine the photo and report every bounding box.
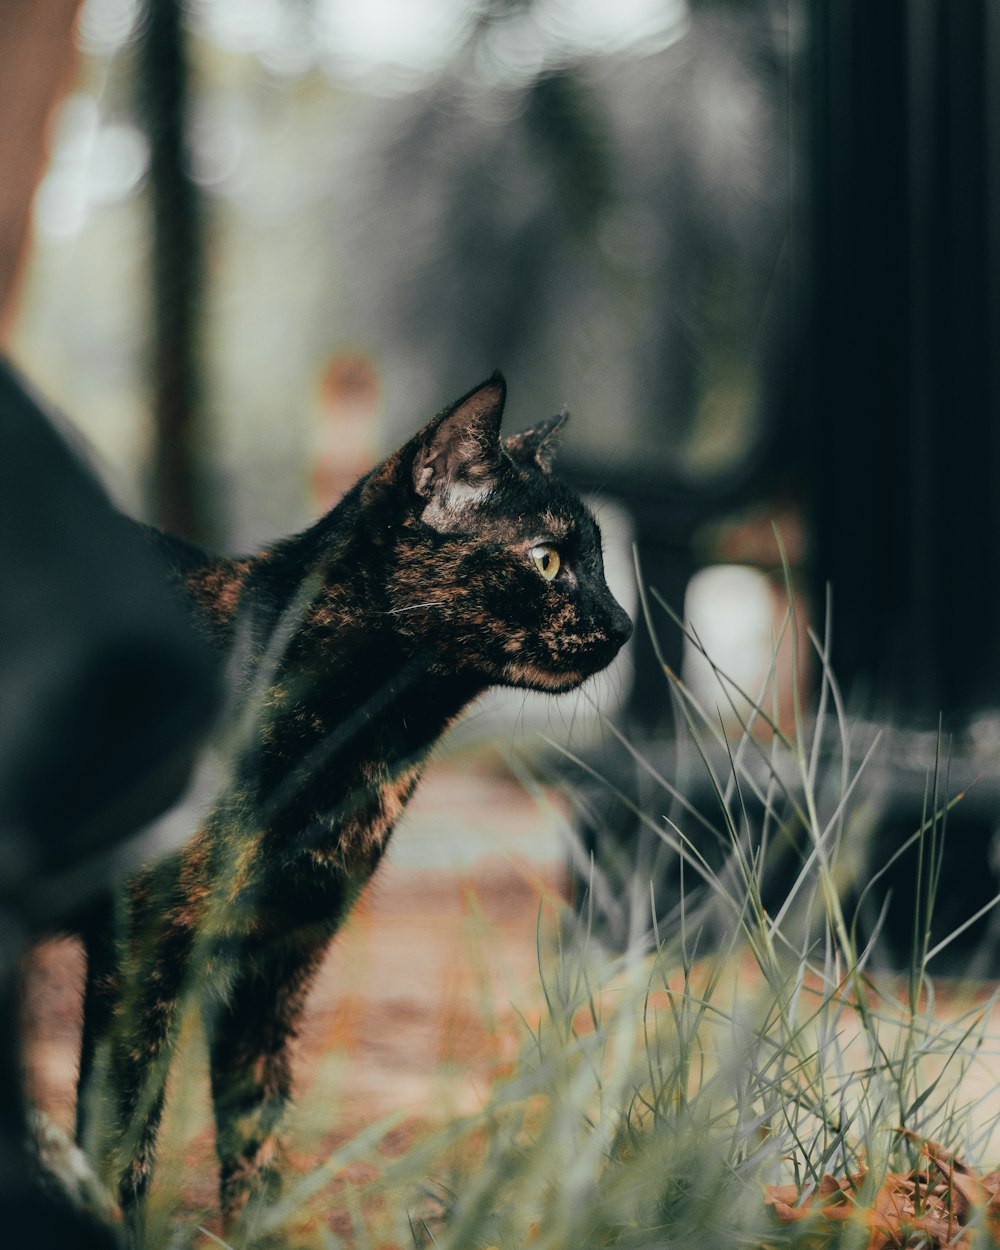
[202,523,482,816]
[243,617,480,856]
[178,479,487,827]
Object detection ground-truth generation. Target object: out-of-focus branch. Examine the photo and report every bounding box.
[0,0,84,341]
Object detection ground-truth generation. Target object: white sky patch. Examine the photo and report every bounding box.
[316,0,473,81]
[34,94,149,241]
[184,0,688,86]
[536,0,687,56]
[77,0,141,56]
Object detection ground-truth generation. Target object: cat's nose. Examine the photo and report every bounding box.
[607,602,633,650]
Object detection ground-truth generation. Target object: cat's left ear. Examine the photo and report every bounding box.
[504,411,569,474]
[412,375,506,518]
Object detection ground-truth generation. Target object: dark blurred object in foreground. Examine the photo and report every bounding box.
[0,360,218,1242]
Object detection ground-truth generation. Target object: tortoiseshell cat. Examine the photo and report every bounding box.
[76,375,631,1232]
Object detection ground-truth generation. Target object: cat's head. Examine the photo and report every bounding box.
[375,374,632,693]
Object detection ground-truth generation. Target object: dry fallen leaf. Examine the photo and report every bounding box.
[764,1138,1000,1248]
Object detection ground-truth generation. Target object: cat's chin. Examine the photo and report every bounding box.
[501,661,588,693]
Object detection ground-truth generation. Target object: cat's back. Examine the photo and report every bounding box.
[137,522,217,578]
[133,522,254,651]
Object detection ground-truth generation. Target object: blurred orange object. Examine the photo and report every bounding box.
[0,0,84,340]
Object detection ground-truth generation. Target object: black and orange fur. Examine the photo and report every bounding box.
[76,375,631,1232]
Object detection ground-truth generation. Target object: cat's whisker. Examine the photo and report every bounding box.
[383,601,443,615]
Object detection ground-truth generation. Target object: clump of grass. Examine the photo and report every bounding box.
[96,580,1000,1249]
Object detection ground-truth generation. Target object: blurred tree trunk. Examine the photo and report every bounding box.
[0,0,84,340]
[138,0,211,543]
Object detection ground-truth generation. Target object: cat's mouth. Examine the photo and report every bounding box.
[502,660,588,692]
[503,636,627,693]
[497,603,632,693]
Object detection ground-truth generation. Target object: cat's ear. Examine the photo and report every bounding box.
[412,375,506,511]
[504,411,568,474]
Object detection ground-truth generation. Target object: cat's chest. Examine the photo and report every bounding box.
[309,754,423,864]
[222,661,473,924]
[219,754,423,933]
[255,691,423,816]
[250,658,465,831]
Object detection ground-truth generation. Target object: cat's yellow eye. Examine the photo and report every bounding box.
[530,544,561,581]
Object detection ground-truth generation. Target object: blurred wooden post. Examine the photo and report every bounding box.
[0,0,84,339]
[138,0,210,543]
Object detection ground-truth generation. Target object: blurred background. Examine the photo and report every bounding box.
[11,0,792,725]
[10,0,1000,1164]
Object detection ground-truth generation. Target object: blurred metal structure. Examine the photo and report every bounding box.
[793,0,1000,964]
[807,0,1000,725]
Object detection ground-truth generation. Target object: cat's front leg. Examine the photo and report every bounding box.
[77,866,196,1239]
[106,909,194,1238]
[207,935,327,1230]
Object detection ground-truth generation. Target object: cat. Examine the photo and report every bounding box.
[75,374,632,1233]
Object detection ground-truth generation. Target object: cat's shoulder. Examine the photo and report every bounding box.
[135,520,218,578]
